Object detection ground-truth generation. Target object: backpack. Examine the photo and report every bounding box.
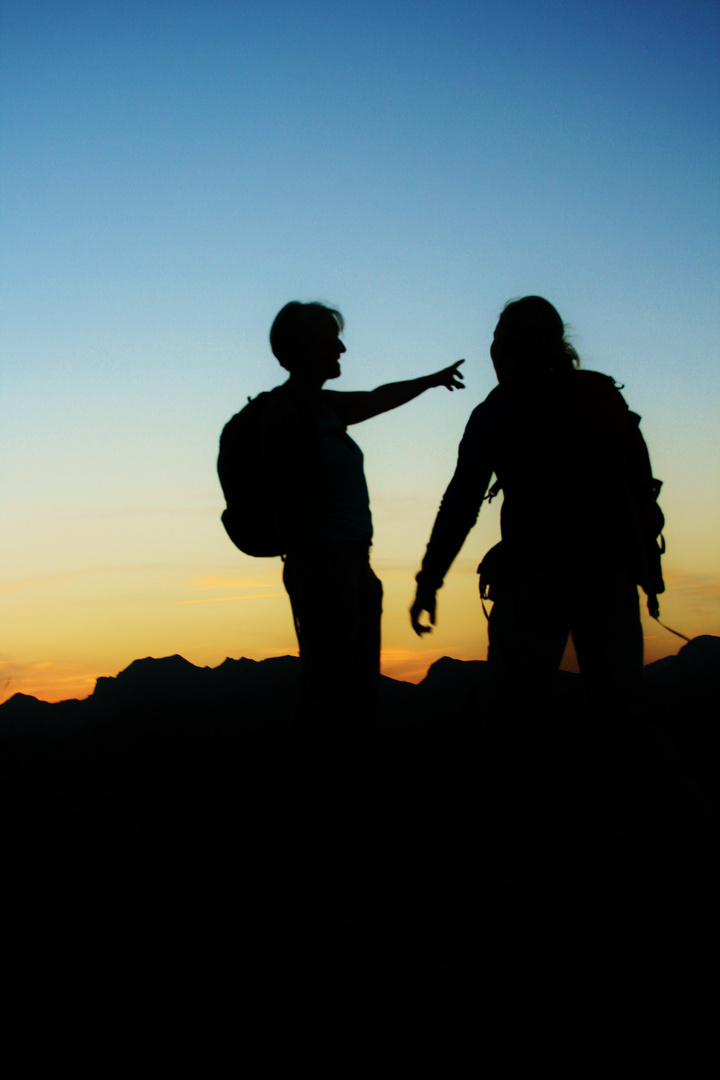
[217,389,285,557]
[475,375,666,617]
[476,477,665,620]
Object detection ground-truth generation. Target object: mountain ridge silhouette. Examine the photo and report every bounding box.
[4,632,718,711]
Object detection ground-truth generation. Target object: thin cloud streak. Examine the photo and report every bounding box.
[80,506,217,518]
[191,575,278,590]
[0,564,197,593]
[175,593,285,605]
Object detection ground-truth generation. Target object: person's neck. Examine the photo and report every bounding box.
[285,370,325,396]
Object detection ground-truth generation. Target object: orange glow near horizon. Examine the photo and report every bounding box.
[3,521,718,706]
[4,584,714,705]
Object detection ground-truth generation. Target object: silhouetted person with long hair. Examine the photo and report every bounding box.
[411,295,662,715]
[261,301,464,843]
[410,296,663,888]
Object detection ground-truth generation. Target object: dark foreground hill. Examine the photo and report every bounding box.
[1,638,719,1065]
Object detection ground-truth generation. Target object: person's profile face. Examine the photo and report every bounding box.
[308,314,346,380]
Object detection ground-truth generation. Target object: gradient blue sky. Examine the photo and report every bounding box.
[2,0,719,701]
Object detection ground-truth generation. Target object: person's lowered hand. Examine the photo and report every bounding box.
[410,589,437,636]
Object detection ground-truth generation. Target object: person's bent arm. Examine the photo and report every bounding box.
[410,466,489,635]
[324,360,464,426]
[410,398,500,636]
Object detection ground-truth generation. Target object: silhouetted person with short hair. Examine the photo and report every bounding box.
[260,301,464,846]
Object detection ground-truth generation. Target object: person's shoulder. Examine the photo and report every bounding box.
[466,384,513,423]
[264,385,301,409]
[258,386,304,433]
[567,368,630,407]
[458,386,512,450]
[558,369,642,443]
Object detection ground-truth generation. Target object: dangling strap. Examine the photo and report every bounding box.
[651,614,692,644]
[647,590,692,643]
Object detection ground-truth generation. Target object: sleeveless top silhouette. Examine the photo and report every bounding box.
[300,407,373,544]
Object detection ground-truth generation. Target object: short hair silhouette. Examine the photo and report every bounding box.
[491,296,580,378]
[269,301,344,371]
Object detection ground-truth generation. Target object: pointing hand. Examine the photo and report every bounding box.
[432,359,465,391]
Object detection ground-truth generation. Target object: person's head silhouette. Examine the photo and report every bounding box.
[490,296,579,383]
[270,302,345,381]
